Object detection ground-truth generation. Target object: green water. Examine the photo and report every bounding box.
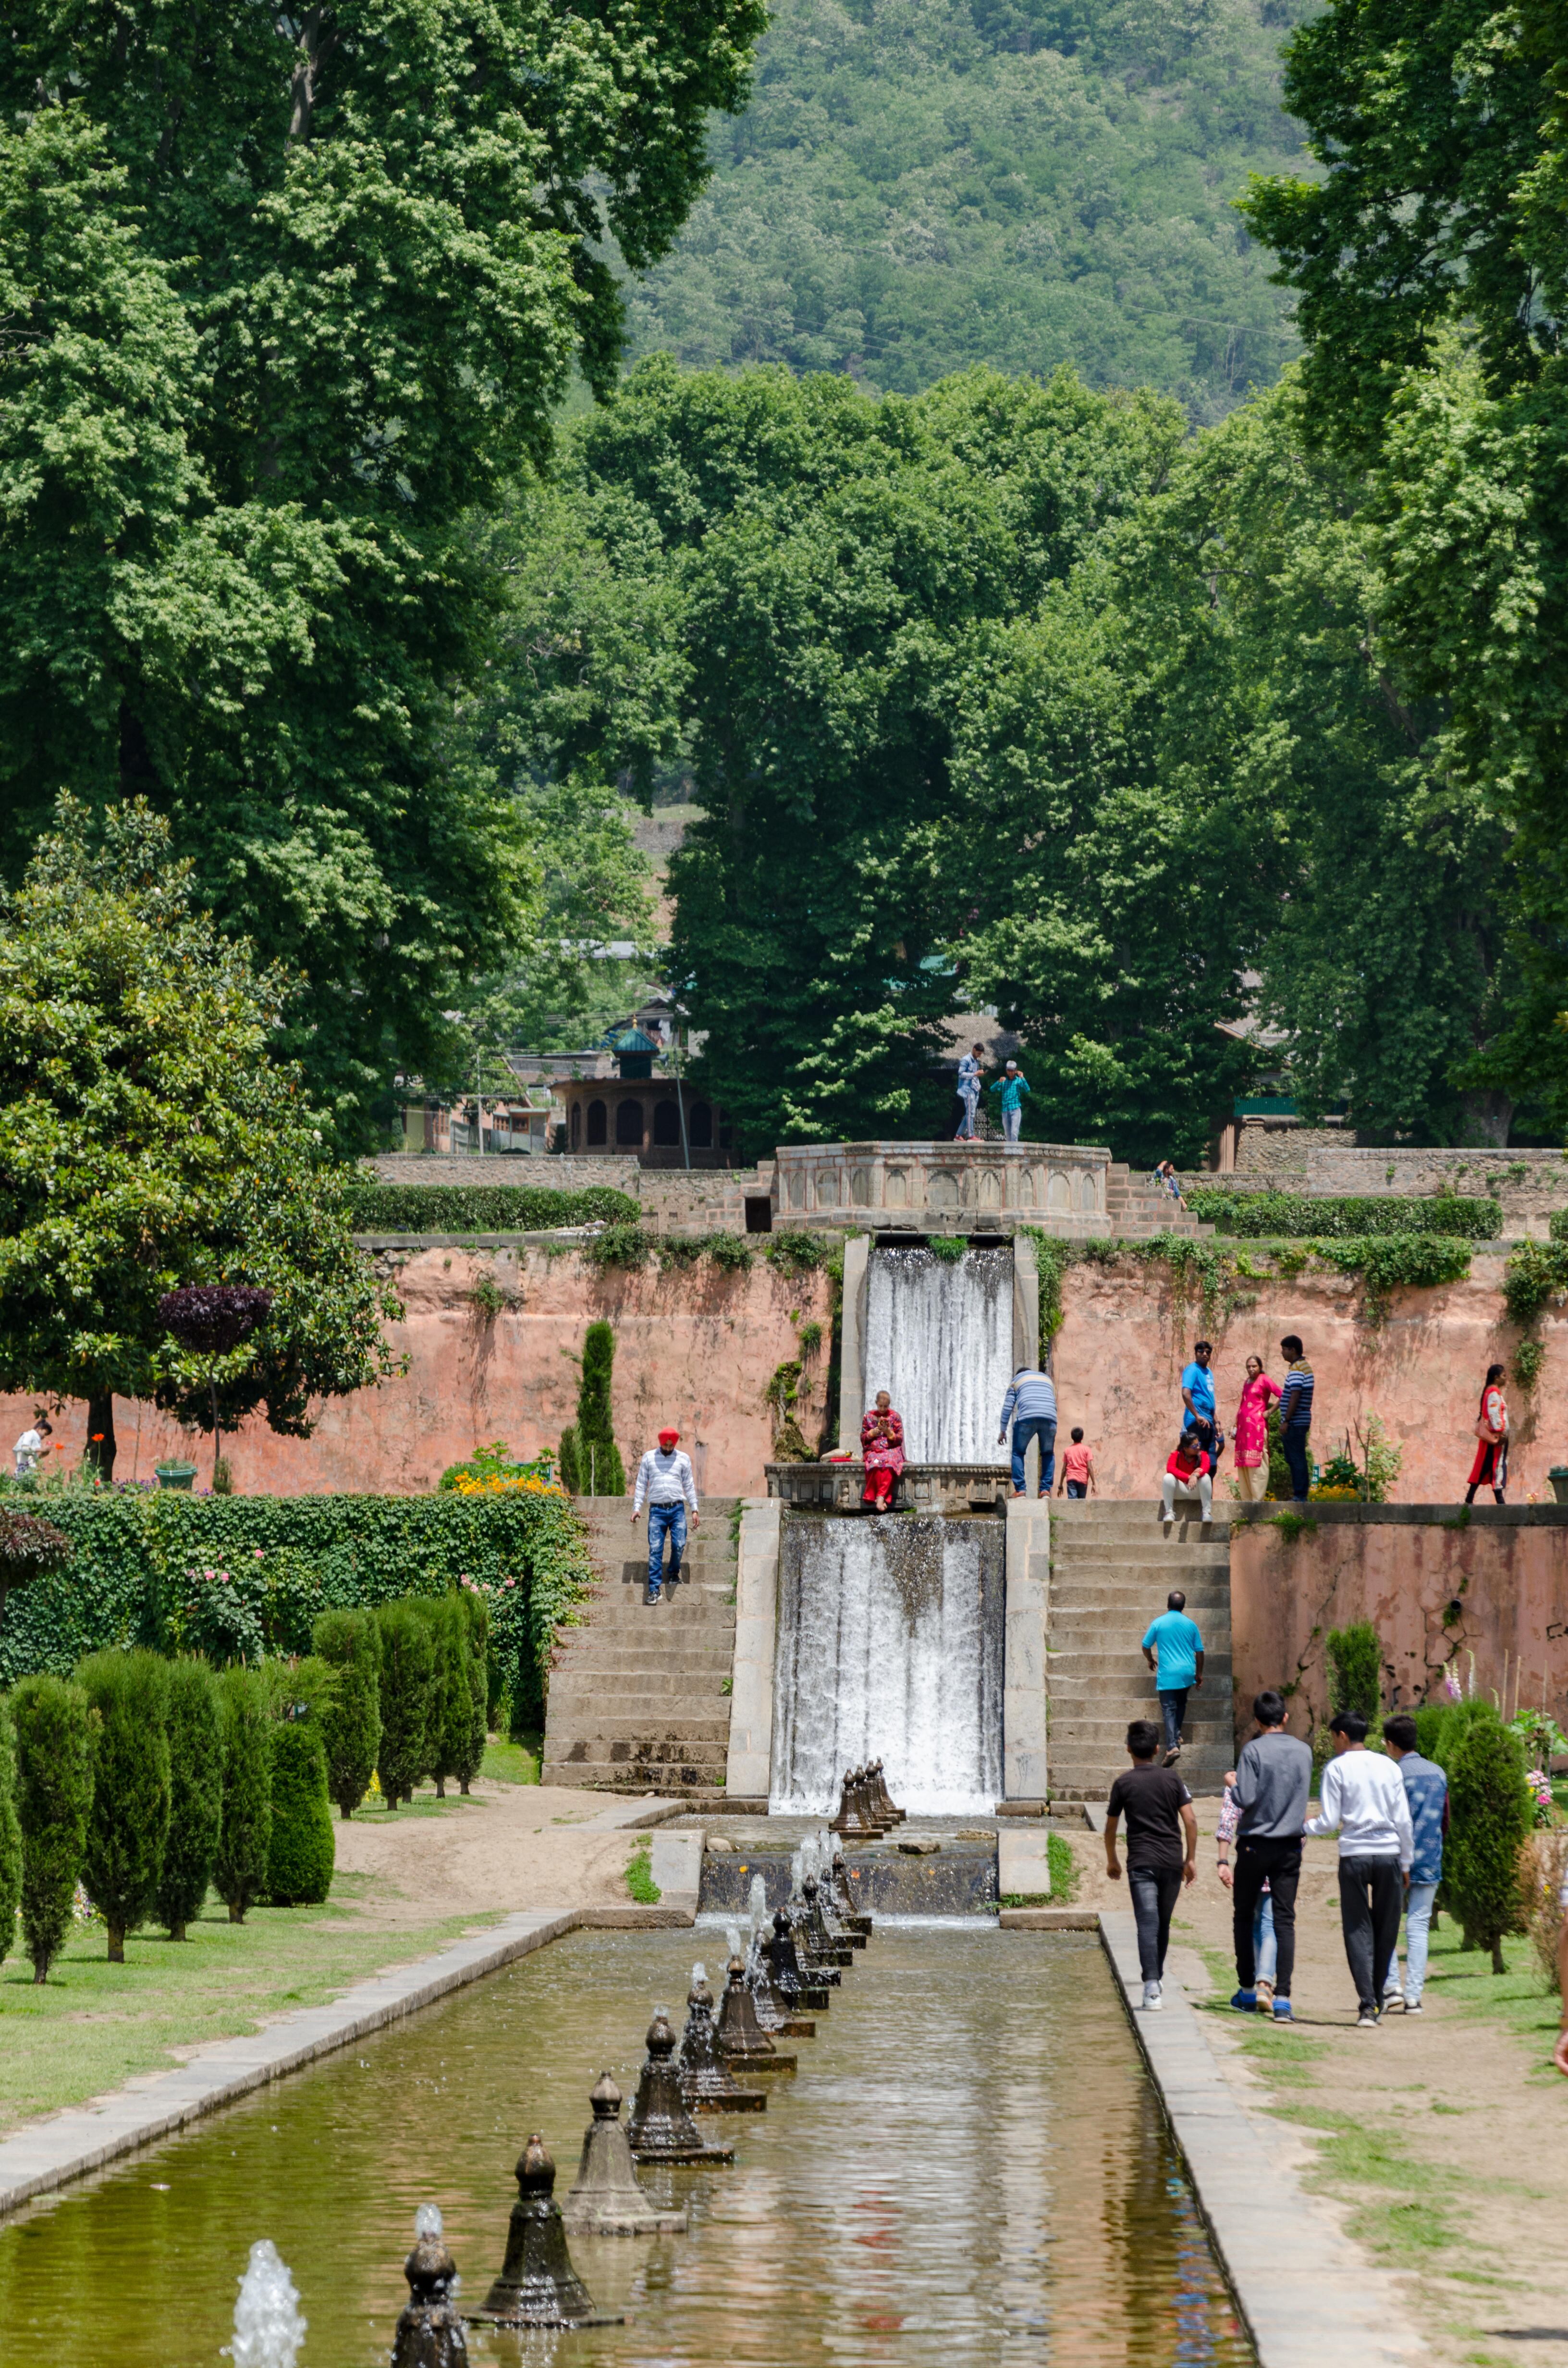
[0,1927,1253,2366]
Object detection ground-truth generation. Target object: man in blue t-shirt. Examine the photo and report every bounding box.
[1141,1589,1206,1765]
[1180,1341,1223,1472]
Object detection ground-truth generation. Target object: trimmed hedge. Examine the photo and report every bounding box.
[267,1719,334,1905]
[346,1181,637,1233]
[1184,1191,1502,1240]
[0,1489,595,1738]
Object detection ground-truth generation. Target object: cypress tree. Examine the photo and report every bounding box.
[312,1607,382,1819]
[376,1599,434,1806]
[214,1665,273,1923]
[266,1719,335,1905]
[557,1425,582,1495]
[455,1587,490,1795]
[408,1597,456,1795]
[0,1697,22,1973]
[417,1597,479,1798]
[1325,1623,1383,1723]
[155,1658,225,1941]
[1446,1709,1533,1973]
[10,1676,92,1983]
[576,1321,626,1495]
[76,1650,171,1963]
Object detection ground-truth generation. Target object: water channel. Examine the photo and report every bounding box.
[0,1926,1252,2367]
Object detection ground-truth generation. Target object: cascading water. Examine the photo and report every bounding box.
[860,1243,1014,1462]
[769,1513,1004,1815]
[224,2241,306,2368]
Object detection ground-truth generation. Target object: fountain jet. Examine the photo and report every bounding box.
[390,2205,468,2368]
[227,2239,306,2368]
[677,1963,767,2112]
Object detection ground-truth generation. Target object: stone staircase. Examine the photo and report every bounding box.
[541,1496,741,1797]
[1104,1162,1212,1239]
[1046,1500,1234,1801]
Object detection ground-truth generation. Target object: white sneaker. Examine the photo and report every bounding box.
[1142,1981,1163,2010]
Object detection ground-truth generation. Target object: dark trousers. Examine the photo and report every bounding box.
[1158,1688,1189,1753]
[1128,1863,1183,1984]
[1281,1426,1311,1502]
[1338,1855,1404,2011]
[1233,1835,1302,1998]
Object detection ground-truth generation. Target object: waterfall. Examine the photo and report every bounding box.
[861,1243,1013,1463]
[769,1514,1004,1815]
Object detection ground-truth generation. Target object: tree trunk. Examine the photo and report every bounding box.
[210,1372,222,1491]
[459,1778,471,1796]
[107,1924,125,1963]
[169,1921,187,1943]
[86,1393,117,1485]
[32,1960,49,1986]
[434,1775,445,1798]
[1491,1937,1506,1974]
[340,1802,353,1821]
[1461,1090,1513,1148]
[228,1901,244,1924]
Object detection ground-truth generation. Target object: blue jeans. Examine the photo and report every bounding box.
[646,1500,686,1595]
[1128,1863,1182,1983]
[1281,1426,1311,1503]
[1253,1891,1277,1987]
[1158,1687,1189,1753]
[956,1086,980,1140]
[1400,1880,1438,2004]
[1065,1480,1087,1498]
[1010,1416,1055,1495]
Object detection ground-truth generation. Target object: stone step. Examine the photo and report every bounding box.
[551,1647,736,1677]
[550,1713,732,1745]
[545,1742,729,1776]
[1052,1538,1234,1562]
[1047,1652,1232,1682]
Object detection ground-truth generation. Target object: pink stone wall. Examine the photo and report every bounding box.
[1230,1513,1568,1740]
[1049,1258,1568,1505]
[0,1248,833,1499]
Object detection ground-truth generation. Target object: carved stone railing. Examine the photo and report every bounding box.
[765,1461,1010,1515]
[771,1140,1109,1232]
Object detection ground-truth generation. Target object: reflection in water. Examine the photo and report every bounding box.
[0,1929,1252,2368]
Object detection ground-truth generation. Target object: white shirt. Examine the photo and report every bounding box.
[1306,1750,1414,1868]
[13,1428,43,1477]
[632,1446,698,1515]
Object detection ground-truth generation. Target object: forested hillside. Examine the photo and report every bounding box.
[622,0,1315,418]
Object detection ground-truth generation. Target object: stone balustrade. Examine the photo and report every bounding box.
[765,1461,1010,1515]
[771,1141,1109,1232]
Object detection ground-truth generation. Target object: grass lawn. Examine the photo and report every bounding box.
[0,1876,500,2135]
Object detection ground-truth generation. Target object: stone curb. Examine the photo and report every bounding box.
[997,1906,1097,1930]
[1095,1910,1424,2368]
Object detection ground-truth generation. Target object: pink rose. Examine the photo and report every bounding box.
[204,1568,215,1581]
[254,1548,264,1560]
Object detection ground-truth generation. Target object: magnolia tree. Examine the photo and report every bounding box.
[0,800,402,1479]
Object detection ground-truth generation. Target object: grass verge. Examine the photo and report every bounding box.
[625,1838,661,1905]
[0,1876,500,2135]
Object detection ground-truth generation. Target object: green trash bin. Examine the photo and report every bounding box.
[1550,1467,1568,1507]
[154,1461,198,1492]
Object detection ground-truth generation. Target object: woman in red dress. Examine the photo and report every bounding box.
[860,1392,906,1512]
[1232,1355,1281,1503]
[1465,1363,1508,1505]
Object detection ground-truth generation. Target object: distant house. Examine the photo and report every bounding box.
[554,1027,732,1166]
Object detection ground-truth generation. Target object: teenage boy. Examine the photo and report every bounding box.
[1140,1590,1205,1766]
[1305,1711,1414,2026]
[1278,1335,1314,1507]
[1105,1718,1198,2011]
[956,1043,986,1141]
[1056,1428,1097,1498]
[629,1427,700,1603]
[1181,1341,1216,1439]
[988,1059,1031,1144]
[1381,1714,1448,2014]
[1231,1689,1312,2020]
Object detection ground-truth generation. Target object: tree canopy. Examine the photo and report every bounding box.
[0,800,401,1478]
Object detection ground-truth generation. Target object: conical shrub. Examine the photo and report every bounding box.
[213,1664,273,1923]
[455,1586,490,1795]
[1446,1707,1533,1973]
[577,1321,625,1495]
[312,1607,382,1819]
[156,1657,224,1941]
[10,1675,92,1982]
[76,1650,171,1963]
[376,1598,434,1806]
[267,1719,334,1905]
[558,1425,582,1494]
[0,1697,21,1973]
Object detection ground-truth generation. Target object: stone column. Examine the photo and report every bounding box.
[836,1233,870,1451]
[723,1497,782,1804]
[1002,1495,1049,1803]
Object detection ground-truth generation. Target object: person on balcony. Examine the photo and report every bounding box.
[860,1392,906,1512]
[988,1059,1031,1143]
[955,1042,986,1141]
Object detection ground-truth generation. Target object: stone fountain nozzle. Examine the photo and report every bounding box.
[716,1950,796,2072]
[627,2003,735,2164]
[391,2204,468,2368]
[562,2071,687,2236]
[472,2134,620,2328]
[678,1962,767,2112]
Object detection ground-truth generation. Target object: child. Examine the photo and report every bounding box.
[1056,1428,1096,1499]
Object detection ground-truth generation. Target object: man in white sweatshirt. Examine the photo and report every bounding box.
[630,1428,699,1603]
[1305,1711,1414,2026]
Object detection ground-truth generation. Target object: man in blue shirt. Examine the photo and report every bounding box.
[988,1059,1031,1144]
[1382,1715,1448,2014]
[1141,1589,1205,1765]
[1180,1341,1224,1474]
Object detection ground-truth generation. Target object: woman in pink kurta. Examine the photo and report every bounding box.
[1233,1356,1281,1503]
[860,1392,906,1512]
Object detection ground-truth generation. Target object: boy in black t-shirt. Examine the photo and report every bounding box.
[1105,1718,1198,2009]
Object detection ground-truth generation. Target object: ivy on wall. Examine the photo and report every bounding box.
[348,1183,638,1233]
[1185,1192,1502,1241]
[0,1491,595,1732]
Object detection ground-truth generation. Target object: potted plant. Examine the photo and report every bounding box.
[153,1460,199,1491]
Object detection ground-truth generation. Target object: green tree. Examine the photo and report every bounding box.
[375,1601,435,1807]
[1325,1623,1383,1726]
[576,1323,626,1497]
[10,1674,93,1984]
[76,1649,171,1962]
[0,800,402,1478]
[1445,1707,1534,1973]
[312,1608,382,1821]
[266,1719,334,1906]
[455,1588,490,1796]
[0,1695,21,1973]
[155,1658,224,1941]
[0,0,768,1139]
[213,1665,273,1924]
[410,1597,465,1797]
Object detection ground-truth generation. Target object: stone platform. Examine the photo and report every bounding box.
[764,1461,1010,1514]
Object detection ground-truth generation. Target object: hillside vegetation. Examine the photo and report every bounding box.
[623,0,1316,417]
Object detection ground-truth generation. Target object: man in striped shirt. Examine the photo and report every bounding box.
[1278,1335,1313,1507]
